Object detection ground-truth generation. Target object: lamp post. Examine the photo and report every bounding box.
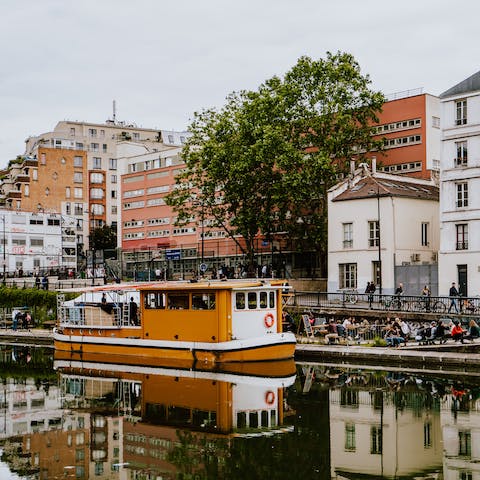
[1,215,5,285]
[369,186,382,295]
[90,209,95,286]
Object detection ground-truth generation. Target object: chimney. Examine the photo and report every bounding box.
[371,156,376,174]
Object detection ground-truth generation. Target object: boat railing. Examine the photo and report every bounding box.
[60,303,126,328]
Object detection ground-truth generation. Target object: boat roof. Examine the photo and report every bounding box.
[59,279,289,294]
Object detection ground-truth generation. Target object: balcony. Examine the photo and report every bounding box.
[456,242,468,250]
[454,157,467,167]
[6,190,21,199]
[13,173,30,183]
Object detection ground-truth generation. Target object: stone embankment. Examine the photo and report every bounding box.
[1,329,479,373]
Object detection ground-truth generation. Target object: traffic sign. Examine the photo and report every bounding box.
[200,263,208,273]
[166,249,181,260]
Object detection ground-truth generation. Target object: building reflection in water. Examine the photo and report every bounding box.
[3,342,480,479]
[299,363,480,479]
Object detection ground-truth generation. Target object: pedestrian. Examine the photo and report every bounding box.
[129,297,138,325]
[34,275,40,289]
[366,281,376,308]
[394,282,404,309]
[41,275,48,290]
[448,282,459,314]
[422,285,431,311]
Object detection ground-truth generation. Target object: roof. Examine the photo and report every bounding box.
[60,279,285,293]
[440,70,480,98]
[332,175,438,202]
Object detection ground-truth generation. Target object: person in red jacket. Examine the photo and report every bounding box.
[451,320,465,343]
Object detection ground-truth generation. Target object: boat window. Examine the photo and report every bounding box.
[192,293,216,310]
[269,292,275,308]
[144,291,166,309]
[167,294,189,310]
[248,292,257,309]
[259,292,268,309]
[235,292,245,310]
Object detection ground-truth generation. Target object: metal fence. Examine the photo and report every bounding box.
[285,291,480,316]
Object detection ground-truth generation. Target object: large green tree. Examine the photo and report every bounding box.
[166,52,385,274]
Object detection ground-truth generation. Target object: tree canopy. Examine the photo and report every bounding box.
[166,52,385,272]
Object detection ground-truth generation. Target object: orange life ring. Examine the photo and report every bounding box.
[264,313,275,328]
[265,390,275,405]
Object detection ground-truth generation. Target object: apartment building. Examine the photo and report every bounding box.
[328,162,439,295]
[372,90,441,180]
[438,70,480,296]
[0,208,76,276]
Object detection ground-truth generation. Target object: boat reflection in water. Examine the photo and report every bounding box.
[53,352,296,478]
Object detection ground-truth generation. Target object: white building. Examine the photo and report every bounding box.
[327,163,439,295]
[0,209,76,276]
[439,71,480,296]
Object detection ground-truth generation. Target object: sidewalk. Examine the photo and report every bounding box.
[0,328,53,345]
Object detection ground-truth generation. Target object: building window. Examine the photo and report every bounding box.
[368,221,379,247]
[70,127,75,136]
[370,425,383,454]
[372,261,381,286]
[460,472,473,480]
[109,158,117,170]
[102,144,107,153]
[32,169,38,181]
[459,430,471,457]
[456,99,467,126]
[74,156,83,168]
[421,222,429,246]
[168,134,174,143]
[90,143,99,152]
[74,188,83,199]
[345,423,356,452]
[66,202,71,214]
[432,116,440,128]
[90,188,104,199]
[342,223,353,248]
[76,142,83,150]
[455,141,468,167]
[92,157,102,169]
[339,263,357,289]
[456,182,468,208]
[424,421,432,448]
[66,186,71,198]
[456,224,468,250]
[73,172,83,183]
[40,153,46,165]
[24,184,29,196]
[111,175,117,183]
[111,190,117,199]
[88,128,97,137]
[74,203,83,216]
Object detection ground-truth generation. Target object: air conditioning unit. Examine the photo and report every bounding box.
[431,252,438,262]
[410,253,420,262]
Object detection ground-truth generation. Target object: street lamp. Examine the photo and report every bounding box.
[369,185,382,295]
[1,215,5,285]
[90,208,96,286]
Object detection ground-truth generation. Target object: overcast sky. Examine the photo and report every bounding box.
[0,0,478,167]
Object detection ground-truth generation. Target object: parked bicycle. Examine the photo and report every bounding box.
[343,289,358,304]
[412,297,446,313]
[382,295,404,311]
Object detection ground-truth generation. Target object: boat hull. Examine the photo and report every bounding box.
[53,328,296,365]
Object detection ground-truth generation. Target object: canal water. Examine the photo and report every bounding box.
[0,345,478,479]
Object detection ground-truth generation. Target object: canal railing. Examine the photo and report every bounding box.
[284,291,480,317]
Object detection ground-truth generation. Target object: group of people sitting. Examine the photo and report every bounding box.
[303,312,480,347]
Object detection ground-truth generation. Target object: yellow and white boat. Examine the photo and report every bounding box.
[54,280,296,365]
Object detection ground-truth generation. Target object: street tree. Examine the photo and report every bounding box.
[166,52,385,274]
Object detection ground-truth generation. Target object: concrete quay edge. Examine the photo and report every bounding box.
[1,330,479,374]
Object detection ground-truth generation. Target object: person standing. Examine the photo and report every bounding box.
[366,281,376,309]
[422,285,431,311]
[129,297,138,325]
[448,282,459,314]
